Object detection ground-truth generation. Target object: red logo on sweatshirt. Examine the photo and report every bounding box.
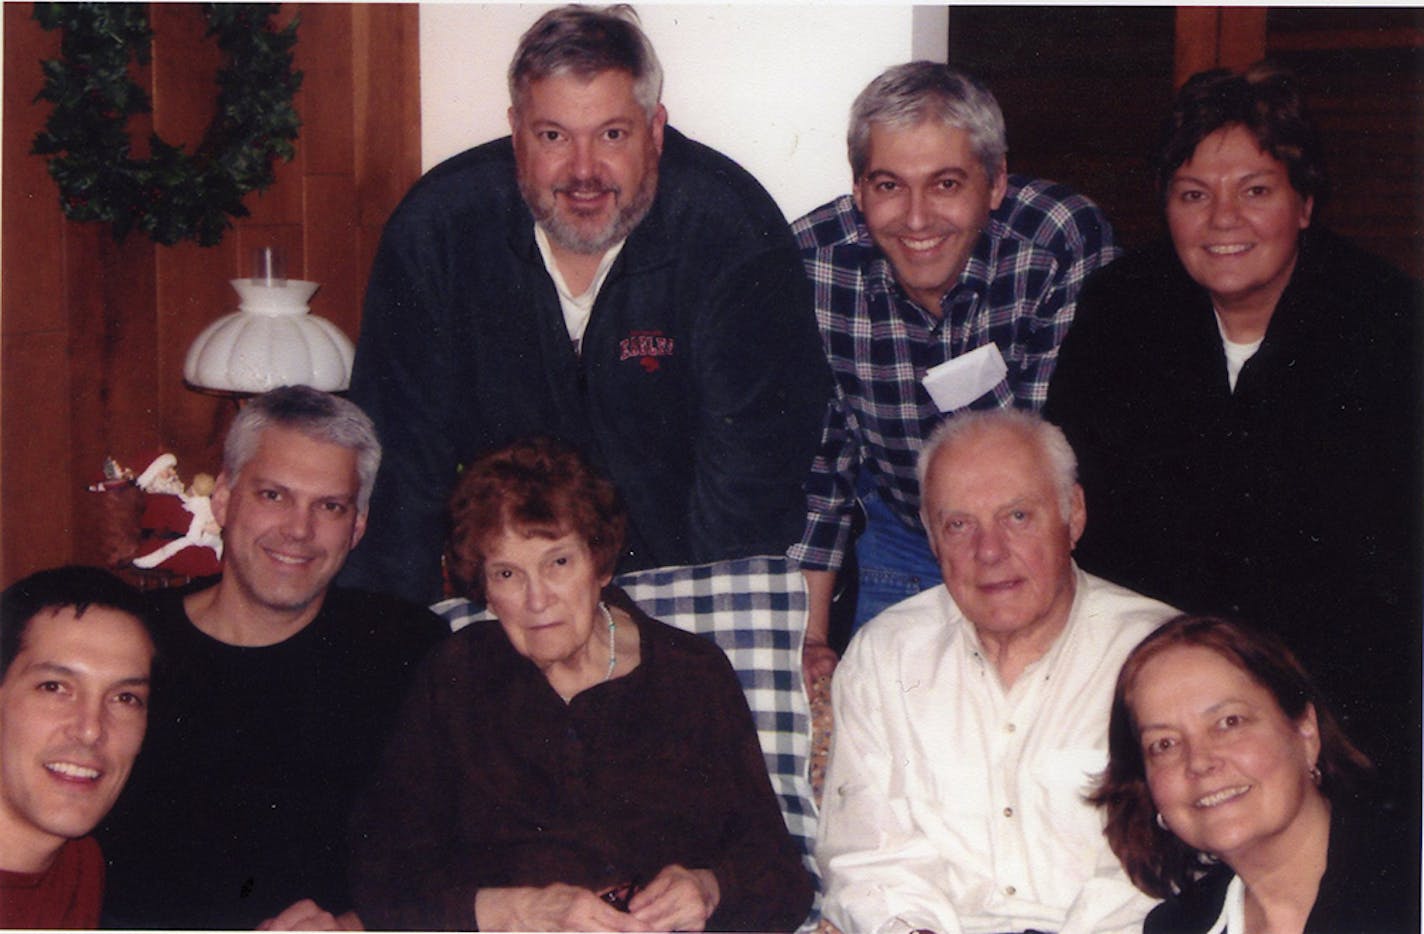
[619,330,675,373]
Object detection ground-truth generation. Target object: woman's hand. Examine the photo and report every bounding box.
[627,864,720,932]
[255,900,363,931]
[474,884,651,932]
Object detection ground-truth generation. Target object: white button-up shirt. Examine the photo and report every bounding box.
[819,566,1172,934]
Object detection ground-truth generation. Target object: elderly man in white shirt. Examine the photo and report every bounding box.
[817,409,1172,934]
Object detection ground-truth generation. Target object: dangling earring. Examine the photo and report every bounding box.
[1156,812,1169,831]
[1309,764,1322,786]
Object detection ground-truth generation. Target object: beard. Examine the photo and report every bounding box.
[519,159,659,256]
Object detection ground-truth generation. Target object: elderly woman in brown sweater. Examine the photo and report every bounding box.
[349,437,812,932]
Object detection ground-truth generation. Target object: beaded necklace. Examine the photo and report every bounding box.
[558,602,617,704]
[600,601,617,680]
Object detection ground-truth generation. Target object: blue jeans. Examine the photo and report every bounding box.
[852,488,942,631]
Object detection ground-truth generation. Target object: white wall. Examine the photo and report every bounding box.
[420,4,943,222]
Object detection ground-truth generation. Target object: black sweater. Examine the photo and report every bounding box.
[1046,230,1423,795]
[343,127,830,603]
[98,585,449,929]
[1145,794,1419,934]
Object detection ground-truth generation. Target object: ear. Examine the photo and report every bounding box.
[852,177,866,215]
[507,105,519,136]
[1067,484,1087,546]
[349,510,368,551]
[1299,194,1315,231]
[989,159,1009,211]
[650,103,667,154]
[1298,702,1322,765]
[210,472,233,529]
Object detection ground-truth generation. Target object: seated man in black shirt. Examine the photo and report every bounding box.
[98,386,448,930]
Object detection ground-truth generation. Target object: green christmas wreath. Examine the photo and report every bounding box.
[31,3,302,247]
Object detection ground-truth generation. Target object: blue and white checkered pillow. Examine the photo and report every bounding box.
[432,554,821,928]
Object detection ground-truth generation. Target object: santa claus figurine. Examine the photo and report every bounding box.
[128,453,223,577]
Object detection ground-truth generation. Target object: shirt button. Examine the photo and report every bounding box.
[1004,885,1017,896]
[1003,806,1014,818]
[1005,722,1016,733]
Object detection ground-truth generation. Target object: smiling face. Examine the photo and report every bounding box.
[211,426,367,623]
[483,528,611,674]
[922,424,1085,647]
[1166,124,1313,319]
[1132,644,1323,866]
[853,119,1007,315]
[0,606,152,872]
[511,68,666,256]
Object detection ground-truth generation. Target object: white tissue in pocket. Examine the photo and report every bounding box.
[921,343,1008,412]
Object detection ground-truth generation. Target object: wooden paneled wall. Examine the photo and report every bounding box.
[1175,7,1268,84]
[1,4,421,584]
[1266,11,1424,279]
[949,7,1178,251]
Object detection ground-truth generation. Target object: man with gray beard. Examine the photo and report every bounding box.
[344,5,828,603]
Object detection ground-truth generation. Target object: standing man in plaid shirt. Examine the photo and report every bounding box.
[789,63,1121,680]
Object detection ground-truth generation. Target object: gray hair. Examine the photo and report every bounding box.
[848,61,1007,183]
[916,408,1078,524]
[223,386,382,513]
[508,5,663,119]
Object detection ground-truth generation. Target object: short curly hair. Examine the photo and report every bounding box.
[1157,61,1326,206]
[1091,614,1370,898]
[445,437,626,601]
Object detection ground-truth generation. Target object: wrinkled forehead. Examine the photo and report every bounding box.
[925,428,1055,506]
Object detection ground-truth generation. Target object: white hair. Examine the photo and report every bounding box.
[916,408,1079,526]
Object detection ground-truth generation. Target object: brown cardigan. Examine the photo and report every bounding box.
[349,585,813,931]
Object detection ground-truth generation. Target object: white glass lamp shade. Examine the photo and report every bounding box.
[183,279,355,393]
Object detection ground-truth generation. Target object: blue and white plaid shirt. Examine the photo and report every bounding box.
[788,177,1121,571]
